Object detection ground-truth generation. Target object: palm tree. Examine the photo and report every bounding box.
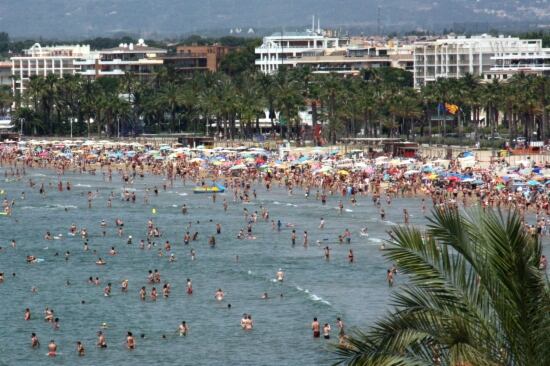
[236,71,265,139]
[481,79,502,138]
[273,67,304,139]
[335,207,550,366]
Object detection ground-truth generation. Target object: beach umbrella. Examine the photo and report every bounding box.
[338,170,350,176]
[404,169,420,176]
[495,184,505,190]
[230,164,247,171]
[527,180,540,186]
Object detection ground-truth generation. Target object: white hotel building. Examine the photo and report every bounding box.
[11,43,92,95]
[74,39,166,79]
[412,34,544,88]
[255,30,349,74]
[11,40,166,96]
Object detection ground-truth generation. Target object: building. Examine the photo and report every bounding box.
[162,45,232,74]
[11,43,92,95]
[413,34,544,88]
[0,61,11,87]
[74,39,166,79]
[255,26,415,75]
[255,27,349,74]
[288,44,413,75]
[487,49,550,81]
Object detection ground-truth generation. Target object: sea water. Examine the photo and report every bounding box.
[0,168,546,365]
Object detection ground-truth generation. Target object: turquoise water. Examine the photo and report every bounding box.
[0,168,546,365]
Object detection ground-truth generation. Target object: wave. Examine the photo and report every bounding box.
[53,204,77,209]
[75,184,92,188]
[368,237,383,243]
[383,220,397,226]
[294,285,331,306]
[178,193,188,196]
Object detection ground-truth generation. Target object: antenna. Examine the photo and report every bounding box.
[312,15,315,33]
[317,18,320,34]
[377,6,381,35]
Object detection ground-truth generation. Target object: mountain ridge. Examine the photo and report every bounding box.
[1,0,549,39]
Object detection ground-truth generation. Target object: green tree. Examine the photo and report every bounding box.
[335,207,550,366]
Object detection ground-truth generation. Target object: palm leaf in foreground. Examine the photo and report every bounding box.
[334,207,550,366]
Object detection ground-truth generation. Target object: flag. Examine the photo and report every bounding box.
[445,103,459,115]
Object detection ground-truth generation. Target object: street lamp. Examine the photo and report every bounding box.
[70,117,78,139]
[88,118,94,138]
[19,118,24,136]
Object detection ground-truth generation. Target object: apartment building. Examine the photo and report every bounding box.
[162,45,232,73]
[413,34,543,87]
[11,43,92,95]
[74,39,166,79]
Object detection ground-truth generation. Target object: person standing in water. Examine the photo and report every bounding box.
[179,321,189,336]
[76,341,85,356]
[31,333,40,348]
[126,332,135,349]
[311,318,320,338]
[276,268,284,282]
[47,340,57,357]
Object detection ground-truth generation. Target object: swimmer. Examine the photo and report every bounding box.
[126,331,135,349]
[31,332,40,348]
[261,292,268,299]
[348,249,354,263]
[97,331,107,348]
[276,268,284,282]
[178,321,189,336]
[323,323,331,339]
[24,308,31,320]
[104,283,112,297]
[312,317,320,338]
[186,279,193,295]
[47,340,57,357]
[215,288,224,301]
[76,341,85,356]
[96,258,106,265]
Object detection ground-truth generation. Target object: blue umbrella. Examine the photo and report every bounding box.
[527,180,540,186]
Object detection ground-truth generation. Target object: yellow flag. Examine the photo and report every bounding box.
[445,103,459,115]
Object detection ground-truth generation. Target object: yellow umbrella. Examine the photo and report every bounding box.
[338,170,350,176]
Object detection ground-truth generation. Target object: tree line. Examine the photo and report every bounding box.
[4,64,548,145]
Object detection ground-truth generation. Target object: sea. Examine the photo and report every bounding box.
[0,168,546,365]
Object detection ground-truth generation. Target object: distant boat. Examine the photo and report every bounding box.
[193,184,226,194]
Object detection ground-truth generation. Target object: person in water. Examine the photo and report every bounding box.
[311,317,320,338]
[126,331,135,349]
[179,321,189,336]
[215,288,224,301]
[76,341,85,356]
[47,340,57,357]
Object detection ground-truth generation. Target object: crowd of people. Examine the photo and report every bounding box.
[0,140,548,358]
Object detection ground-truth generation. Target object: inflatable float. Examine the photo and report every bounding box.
[193,184,226,194]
